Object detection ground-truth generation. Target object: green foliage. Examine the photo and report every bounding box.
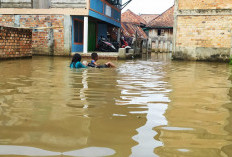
[229,56,232,65]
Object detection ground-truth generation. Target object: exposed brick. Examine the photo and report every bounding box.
[0,15,65,55]
[0,26,32,59]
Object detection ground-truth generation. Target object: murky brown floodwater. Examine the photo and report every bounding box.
[0,53,232,157]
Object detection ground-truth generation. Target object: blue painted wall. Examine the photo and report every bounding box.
[72,16,84,53]
[89,10,121,27]
[97,23,107,41]
[90,0,104,14]
[89,0,121,27]
[112,8,121,21]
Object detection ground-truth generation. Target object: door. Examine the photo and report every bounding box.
[88,22,96,51]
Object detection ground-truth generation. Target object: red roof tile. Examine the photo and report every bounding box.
[121,22,148,39]
[121,9,147,25]
[140,14,159,23]
[148,6,174,28]
[121,9,148,39]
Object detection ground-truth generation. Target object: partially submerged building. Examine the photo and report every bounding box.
[146,6,174,52]
[0,0,122,55]
[173,0,232,61]
[147,6,174,40]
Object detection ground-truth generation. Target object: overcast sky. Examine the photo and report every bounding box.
[122,0,175,14]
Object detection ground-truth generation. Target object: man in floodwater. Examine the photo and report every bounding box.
[88,53,116,68]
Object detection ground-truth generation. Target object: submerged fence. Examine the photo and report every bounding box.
[151,36,173,53]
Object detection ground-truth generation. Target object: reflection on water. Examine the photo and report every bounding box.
[117,60,170,157]
[0,54,232,157]
[0,145,115,156]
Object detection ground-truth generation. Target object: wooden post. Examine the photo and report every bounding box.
[135,31,137,55]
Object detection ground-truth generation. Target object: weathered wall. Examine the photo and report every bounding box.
[149,28,173,53]
[173,0,232,61]
[0,0,88,15]
[0,15,67,56]
[0,0,87,8]
[51,0,86,8]
[149,29,173,39]
[33,0,50,9]
[178,0,232,10]
[0,0,32,8]
[0,26,32,59]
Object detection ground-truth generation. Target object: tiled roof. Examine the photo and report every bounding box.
[121,22,148,39]
[121,9,147,25]
[121,10,148,39]
[140,14,159,23]
[148,6,174,28]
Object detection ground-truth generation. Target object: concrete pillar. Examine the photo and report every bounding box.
[48,27,54,55]
[118,48,126,59]
[83,16,88,54]
[64,15,72,55]
[160,41,164,52]
[170,43,173,52]
[45,22,54,55]
[155,40,159,52]
[167,41,170,52]
[164,42,168,52]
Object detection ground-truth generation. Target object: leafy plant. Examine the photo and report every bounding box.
[229,56,232,65]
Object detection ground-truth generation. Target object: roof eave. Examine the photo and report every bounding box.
[146,26,173,29]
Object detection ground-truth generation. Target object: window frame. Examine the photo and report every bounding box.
[73,18,84,45]
[161,29,165,36]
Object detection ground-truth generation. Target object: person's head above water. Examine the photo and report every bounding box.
[72,53,82,63]
[91,53,98,61]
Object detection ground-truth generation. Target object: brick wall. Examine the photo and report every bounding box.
[174,0,232,61]
[0,15,65,56]
[178,0,232,10]
[176,16,232,48]
[0,26,32,59]
[0,15,15,27]
[20,15,65,55]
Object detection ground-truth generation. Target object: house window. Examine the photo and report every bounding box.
[74,19,83,44]
[158,29,165,36]
[161,29,165,36]
[158,29,161,36]
[105,5,112,17]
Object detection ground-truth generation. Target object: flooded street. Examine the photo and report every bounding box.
[0,53,232,157]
